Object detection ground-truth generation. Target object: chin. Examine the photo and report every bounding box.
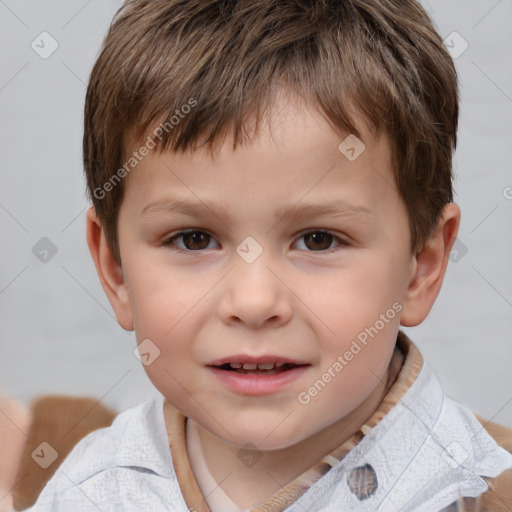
[219,420,309,451]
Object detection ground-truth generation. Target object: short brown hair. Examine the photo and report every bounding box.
[84,0,458,264]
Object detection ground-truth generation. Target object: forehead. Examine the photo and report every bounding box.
[126,88,382,166]
[121,96,401,227]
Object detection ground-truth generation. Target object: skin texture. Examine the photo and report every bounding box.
[87,95,460,507]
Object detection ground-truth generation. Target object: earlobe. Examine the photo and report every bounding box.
[86,207,134,331]
[400,203,461,327]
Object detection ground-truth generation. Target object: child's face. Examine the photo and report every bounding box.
[114,97,417,450]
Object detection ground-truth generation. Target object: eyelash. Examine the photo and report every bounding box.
[161,229,348,254]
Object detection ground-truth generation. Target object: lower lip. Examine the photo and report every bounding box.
[207,365,310,395]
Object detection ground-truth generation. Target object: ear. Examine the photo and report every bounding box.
[400,202,461,327]
[86,207,134,331]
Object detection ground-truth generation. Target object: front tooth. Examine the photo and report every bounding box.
[229,363,243,369]
[275,362,285,368]
[242,363,257,370]
[257,363,275,370]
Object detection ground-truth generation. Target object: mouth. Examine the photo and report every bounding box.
[212,362,304,375]
[206,356,311,395]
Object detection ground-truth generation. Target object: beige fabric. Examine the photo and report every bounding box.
[12,396,116,511]
[0,395,32,512]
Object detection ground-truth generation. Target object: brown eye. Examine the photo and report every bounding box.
[303,231,334,251]
[166,231,215,251]
[295,230,347,253]
[182,232,211,250]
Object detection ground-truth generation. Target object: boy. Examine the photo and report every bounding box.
[26,0,512,510]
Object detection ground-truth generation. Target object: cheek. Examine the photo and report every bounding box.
[127,270,208,412]
[307,260,403,339]
[126,264,212,381]
[304,259,403,404]
[126,260,202,340]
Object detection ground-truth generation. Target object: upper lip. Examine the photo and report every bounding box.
[206,355,309,366]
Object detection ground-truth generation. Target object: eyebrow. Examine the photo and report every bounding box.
[141,198,375,224]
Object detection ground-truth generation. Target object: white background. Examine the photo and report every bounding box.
[1,0,511,426]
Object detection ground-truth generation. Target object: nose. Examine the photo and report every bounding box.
[217,253,293,330]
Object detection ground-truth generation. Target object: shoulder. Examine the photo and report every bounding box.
[476,415,512,452]
[473,416,512,512]
[437,416,512,512]
[367,351,512,510]
[29,397,187,511]
[61,398,167,481]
